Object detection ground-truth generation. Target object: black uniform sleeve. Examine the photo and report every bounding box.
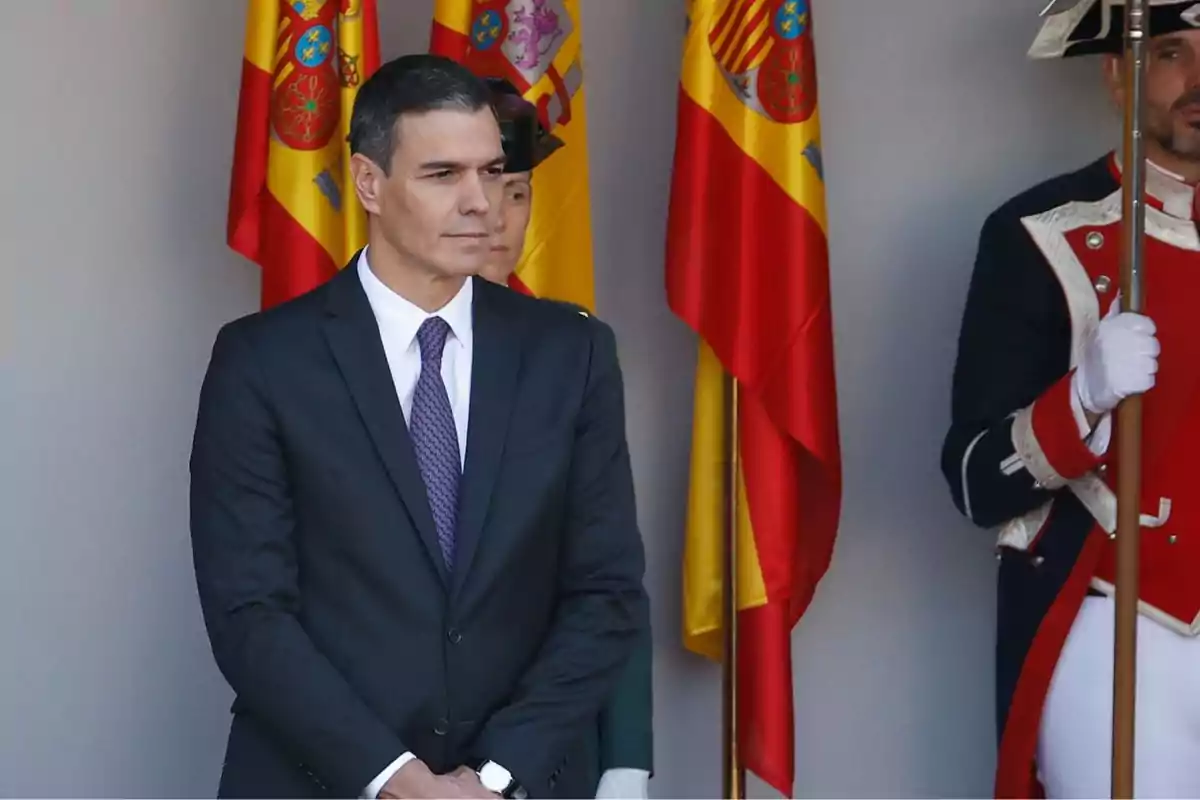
[941,209,1103,529]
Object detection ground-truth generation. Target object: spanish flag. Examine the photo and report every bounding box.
[429,0,595,311]
[227,0,380,309]
[666,0,842,794]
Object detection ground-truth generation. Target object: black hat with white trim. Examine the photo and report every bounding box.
[1029,0,1200,59]
[485,77,565,173]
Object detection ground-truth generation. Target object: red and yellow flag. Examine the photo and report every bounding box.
[430,0,595,311]
[666,0,842,794]
[227,0,380,309]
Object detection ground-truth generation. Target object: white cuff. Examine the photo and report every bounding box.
[1069,380,1112,456]
[1087,414,1112,455]
[362,751,416,799]
[595,767,650,799]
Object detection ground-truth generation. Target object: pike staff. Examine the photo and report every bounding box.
[1113,1,1149,796]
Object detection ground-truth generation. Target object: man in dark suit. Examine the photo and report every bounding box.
[189,53,649,800]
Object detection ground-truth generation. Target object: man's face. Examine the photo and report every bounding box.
[354,107,506,278]
[481,171,533,285]
[1108,31,1200,161]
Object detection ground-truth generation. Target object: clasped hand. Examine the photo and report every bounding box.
[379,760,497,799]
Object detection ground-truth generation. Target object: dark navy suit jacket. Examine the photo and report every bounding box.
[189,261,649,798]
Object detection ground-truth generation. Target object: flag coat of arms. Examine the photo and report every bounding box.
[228,0,380,309]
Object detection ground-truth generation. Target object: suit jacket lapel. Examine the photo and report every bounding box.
[452,279,522,600]
[321,262,450,585]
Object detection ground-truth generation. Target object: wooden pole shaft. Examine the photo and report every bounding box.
[1113,1,1148,796]
[722,375,745,800]
[1112,396,1142,798]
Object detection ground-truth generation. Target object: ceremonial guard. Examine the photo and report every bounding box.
[482,78,656,800]
[942,1,1200,796]
[479,77,563,288]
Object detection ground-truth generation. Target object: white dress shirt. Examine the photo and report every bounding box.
[355,249,648,799]
[358,249,472,798]
[357,249,472,466]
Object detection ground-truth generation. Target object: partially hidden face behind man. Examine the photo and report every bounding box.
[482,171,533,285]
[478,75,563,287]
[347,55,507,282]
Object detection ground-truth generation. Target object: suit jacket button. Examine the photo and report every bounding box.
[434,719,449,735]
[447,628,462,644]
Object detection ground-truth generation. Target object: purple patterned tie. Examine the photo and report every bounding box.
[410,317,460,568]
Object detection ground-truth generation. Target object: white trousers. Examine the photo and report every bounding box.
[1037,595,1200,798]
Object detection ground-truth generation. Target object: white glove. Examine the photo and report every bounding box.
[595,768,650,799]
[1073,296,1159,415]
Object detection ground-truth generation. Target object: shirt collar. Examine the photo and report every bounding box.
[1110,151,1195,220]
[356,247,474,351]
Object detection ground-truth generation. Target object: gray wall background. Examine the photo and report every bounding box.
[1,1,1115,797]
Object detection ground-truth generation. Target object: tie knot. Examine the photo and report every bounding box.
[416,317,451,366]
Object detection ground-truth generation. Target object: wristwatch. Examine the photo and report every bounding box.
[475,760,527,799]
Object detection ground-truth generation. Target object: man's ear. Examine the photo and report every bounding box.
[350,153,384,216]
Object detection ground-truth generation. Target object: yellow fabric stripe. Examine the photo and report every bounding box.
[722,0,768,66]
[242,0,280,74]
[432,0,473,36]
[681,341,770,662]
[733,11,772,73]
[515,85,595,311]
[337,6,372,254]
[681,0,827,234]
[266,142,344,261]
[707,0,742,60]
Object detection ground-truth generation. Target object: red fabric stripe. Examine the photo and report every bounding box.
[709,0,739,49]
[507,272,535,297]
[741,382,836,617]
[430,19,471,59]
[666,90,841,795]
[665,92,839,465]
[729,5,770,74]
[361,0,381,73]
[715,1,756,65]
[256,190,340,309]
[737,600,795,797]
[545,65,571,126]
[227,58,272,267]
[995,536,1103,798]
[1031,373,1103,479]
[732,24,771,76]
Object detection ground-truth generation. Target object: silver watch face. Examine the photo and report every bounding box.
[478,761,512,792]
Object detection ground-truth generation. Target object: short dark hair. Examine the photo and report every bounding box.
[348,54,492,174]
